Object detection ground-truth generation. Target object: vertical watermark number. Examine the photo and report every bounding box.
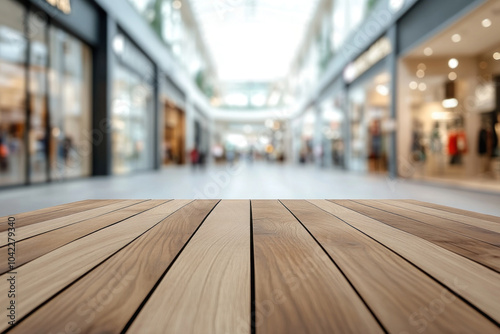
[6,217,16,326]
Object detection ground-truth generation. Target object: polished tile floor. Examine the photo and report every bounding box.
[2,162,500,216]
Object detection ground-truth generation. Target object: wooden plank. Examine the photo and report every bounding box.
[404,199,500,224]
[0,200,144,247]
[311,200,500,324]
[0,200,122,232]
[128,200,250,334]
[250,200,382,334]
[0,200,162,275]
[381,200,500,234]
[335,200,500,272]
[282,200,500,333]
[0,199,192,332]
[349,200,500,247]
[9,200,219,334]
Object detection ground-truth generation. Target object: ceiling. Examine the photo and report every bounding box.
[188,0,321,83]
[407,0,500,58]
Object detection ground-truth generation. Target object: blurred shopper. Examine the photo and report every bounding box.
[0,136,9,172]
[190,147,199,169]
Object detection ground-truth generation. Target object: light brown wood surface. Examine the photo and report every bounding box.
[0,200,162,274]
[282,200,500,333]
[129,200,251,334]
[0,200,122,232]
[404,199,500,224]
[2,199,500,334]
[0,199,191,332]
[336,200,500,272]
[380,199,500,234]
[312,200,500,324]
[252,200,382,334]
[0,200,144,247]
[9,200,218,334]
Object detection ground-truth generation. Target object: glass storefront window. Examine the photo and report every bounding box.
[321,93,346,168]
[0,0,26,186]
[28,12,49,183]
[0,1,92,187]
[112,33,154,175]
[49,27,92,180]
[398,0,500,183]
[348,70,391,173]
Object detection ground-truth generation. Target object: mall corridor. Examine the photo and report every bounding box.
[2,0,500,333]
[2,163,500,215]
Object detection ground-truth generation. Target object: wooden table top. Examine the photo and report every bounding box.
[1,199,500,333]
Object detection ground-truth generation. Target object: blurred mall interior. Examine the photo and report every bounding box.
[1,0,500,214]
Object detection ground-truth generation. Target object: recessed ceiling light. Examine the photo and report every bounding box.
[418,83,427,91]
[417,63,427,71]
[448,58,459,69]
[416,69,425,78]
[424,47,433,56]
[493,52,500,60]
[448,72,457,81]
[482,18,492,28]
[409,81,418,90]
[451,34,462,43]
[172,0,182,9]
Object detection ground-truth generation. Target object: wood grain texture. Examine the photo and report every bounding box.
[128,200,250,334]
[0,200,142,247]
[9,200,219,334]
[350,200,500,247]
[251,200,382,334]
[0,200,122,232]
[404,200,500,224]
[0,200,162,275]
[282,200,500,334]
[336,200,500,272]
[0,200,191,332]
[381,200,500,234]
[311,200,500,324]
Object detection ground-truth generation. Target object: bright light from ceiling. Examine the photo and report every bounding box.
[251,93,267,107]
[423,47,433,56]
[482,18,492,28]
[448,58,459,69]
[376,84,389,96]
[188,0,321,82]
[172,0,182,9]
[493,52,500,61]
[224,93,249,107]
[451,33,462,43]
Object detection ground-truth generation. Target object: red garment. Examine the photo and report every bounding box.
[448,133,457,155]
[190,148,199,164]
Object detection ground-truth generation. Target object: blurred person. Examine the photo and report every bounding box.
[0,135,9,172]
[190,147,199,169]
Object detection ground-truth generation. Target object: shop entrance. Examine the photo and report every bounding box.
[163,101,185,165]
[348,71,391,174]
[398,0,500,184]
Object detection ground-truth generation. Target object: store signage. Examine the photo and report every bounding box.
[343,37,392,83]
[45,0,72,14]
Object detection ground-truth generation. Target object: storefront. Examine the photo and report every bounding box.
[344,37,393,174]
[111,31,155,175]
[0,0,95,187]
[318,79,346,168]
[398,0,500,183]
